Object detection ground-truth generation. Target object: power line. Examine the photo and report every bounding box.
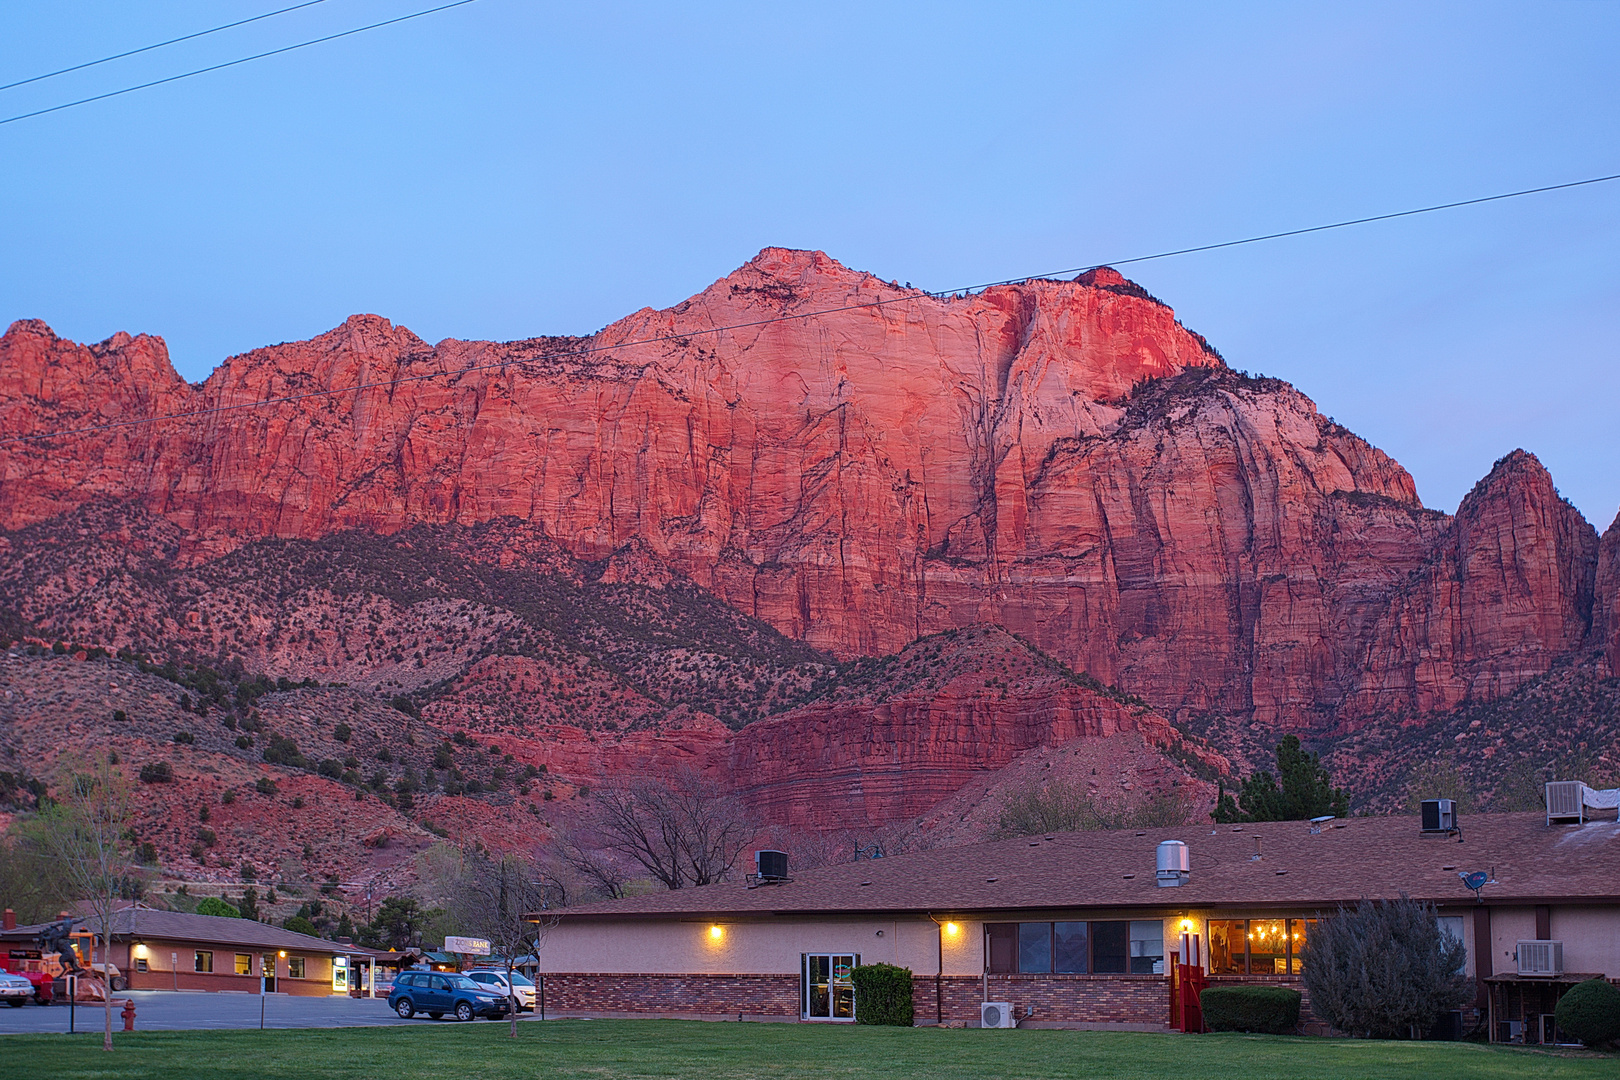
[1,171,1615,449]
[0,0,479,128]
[0,1,328,94]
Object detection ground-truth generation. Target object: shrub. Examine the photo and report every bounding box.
[236,735,253,750]
[850,963,913,1026]
[1555,978,1620,1047]
[139,761,174,784]
[173,731,194,744]
[196,897,240,918]
[1301,897,1471,1038]
[136,841,158,865]
[263,734,309,769]
[389,695,419,719]
[255,776,278,796]
[317,759,344,779]
[333,723,352,744]
[1200,986,1301,1034]
[197,828,216,847]
[221,789,237,805]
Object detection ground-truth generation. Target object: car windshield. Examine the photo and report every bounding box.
[446,976,482,990]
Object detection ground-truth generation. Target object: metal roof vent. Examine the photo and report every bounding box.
[1156,840,1190,887]
[747,850,791,888]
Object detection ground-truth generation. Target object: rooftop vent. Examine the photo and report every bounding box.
[1156,840,1190,887]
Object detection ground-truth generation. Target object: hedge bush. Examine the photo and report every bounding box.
[850,963,914,1026]
[1200,986,1302,1034]
[1555,978,1620,1047]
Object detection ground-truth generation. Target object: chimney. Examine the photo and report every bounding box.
[1156,840,1190,887]
[1251,836,1263,861]
[3,909,14,931]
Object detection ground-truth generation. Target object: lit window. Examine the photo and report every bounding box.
[235,953,252,976]
[287,956,306,979]
[194,951,213,973]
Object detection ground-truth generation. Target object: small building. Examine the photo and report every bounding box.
[535,811,1620,1040]
[0,908,364,997]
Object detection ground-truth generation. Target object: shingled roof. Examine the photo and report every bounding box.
[554,812,1620,921]
[0,908,353,954]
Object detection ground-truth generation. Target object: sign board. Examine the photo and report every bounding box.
[444,936,491,956]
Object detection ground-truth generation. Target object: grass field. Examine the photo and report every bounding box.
[1,1020,1615,1080]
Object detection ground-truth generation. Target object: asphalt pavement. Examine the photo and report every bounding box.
[0,990,539,1033]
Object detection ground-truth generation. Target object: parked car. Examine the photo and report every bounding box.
[388,971,510,1021]
[466,968,535,1010]
[0,971,34,1007]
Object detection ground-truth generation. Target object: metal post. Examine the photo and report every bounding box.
[539,974,545,1021]
[69,976,75,1033]
[261,989,266,1029]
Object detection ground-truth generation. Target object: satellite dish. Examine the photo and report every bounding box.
[1460,871,1489,891]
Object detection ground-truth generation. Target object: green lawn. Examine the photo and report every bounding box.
[1,1020,1613,1080]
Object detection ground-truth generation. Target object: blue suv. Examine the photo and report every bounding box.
[389,971,511,1021]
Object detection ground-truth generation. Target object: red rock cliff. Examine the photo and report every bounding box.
[0,250,1604,727]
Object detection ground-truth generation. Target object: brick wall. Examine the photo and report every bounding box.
[918,973,1171,1027]
[542,973,801,1019]
[540,971,1173,1026]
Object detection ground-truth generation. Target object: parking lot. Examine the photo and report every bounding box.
[0,990,543,1033]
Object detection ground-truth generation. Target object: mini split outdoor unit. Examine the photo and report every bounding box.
[980,1002,1016,1028]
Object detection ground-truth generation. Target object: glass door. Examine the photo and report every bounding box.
[801,954,858,1021]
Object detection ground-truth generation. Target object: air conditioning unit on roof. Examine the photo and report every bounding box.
[980,1001,1016,1028]
[1516,940,1563,977]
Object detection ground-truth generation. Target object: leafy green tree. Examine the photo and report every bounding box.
[1212,735,1347,823]
[196,896,240,918]
[369,896,433,950]
[283,915,318,937]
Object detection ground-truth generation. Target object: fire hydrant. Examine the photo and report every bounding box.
[121,999,136,1032]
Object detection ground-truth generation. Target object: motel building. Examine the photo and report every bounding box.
[535,799,1620,1042]
[0,908,377,997]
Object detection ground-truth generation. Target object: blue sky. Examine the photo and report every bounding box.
[2,2,1616,526]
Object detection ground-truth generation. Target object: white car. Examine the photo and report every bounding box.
[466,969,535,1010]
[0,971,34,1007]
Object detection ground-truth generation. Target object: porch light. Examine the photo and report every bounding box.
[944,922,960,937]
[1180,919,1194,932]
[708,925,724,941]
[279,950,287,958]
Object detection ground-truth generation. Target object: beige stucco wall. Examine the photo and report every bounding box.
[540,917,989,977]
[1551,907,1620,976]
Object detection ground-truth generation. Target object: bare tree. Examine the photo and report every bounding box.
[543,824,632,901]
[590,769,755,889]
[436,848,559,1037]
[36,754,133,1052]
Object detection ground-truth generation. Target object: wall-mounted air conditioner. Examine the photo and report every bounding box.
[1516,940,1563,977]
[980,1001,1016,1028]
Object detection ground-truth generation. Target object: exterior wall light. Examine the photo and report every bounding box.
[1180,919,1194,932]
[944,922,960,936]
[708,925,724,941]
[279,950,287,958]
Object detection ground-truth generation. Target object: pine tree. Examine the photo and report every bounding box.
[1212,735,1348,822]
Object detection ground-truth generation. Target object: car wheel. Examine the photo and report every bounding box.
[455,1002,474,1022]
[110,976,128,992]
[395,999,414,1019]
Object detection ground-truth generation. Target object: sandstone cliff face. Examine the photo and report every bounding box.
[725,626,1223,831]
[1594,512,1620,677]
[0,249,1607,727]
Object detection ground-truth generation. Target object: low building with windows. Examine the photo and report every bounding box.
[536,811,1620,1039]
[0,907,363,997]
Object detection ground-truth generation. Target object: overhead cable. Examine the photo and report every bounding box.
[0,0,479,127]
[0,1,328,94]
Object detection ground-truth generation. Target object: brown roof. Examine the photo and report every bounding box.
[0,908,352,954]
[555,812,1620,921]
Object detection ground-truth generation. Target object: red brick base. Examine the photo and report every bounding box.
[542,973,801,1019]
